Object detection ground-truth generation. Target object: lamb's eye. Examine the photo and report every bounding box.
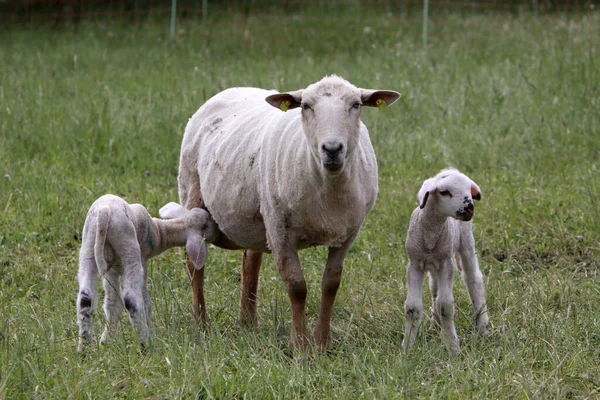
[439,190,452,197]
[302,103,312,111]
[352,102,361,109]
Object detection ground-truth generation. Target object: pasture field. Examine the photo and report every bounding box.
[0,10,599,399]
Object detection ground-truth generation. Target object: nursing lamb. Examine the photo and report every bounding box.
[178,75,400,350]
[76,195,217,351]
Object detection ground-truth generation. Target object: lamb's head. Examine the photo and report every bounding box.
[418,169,482,221]
[159,202,219,270]
[265,75,400,175]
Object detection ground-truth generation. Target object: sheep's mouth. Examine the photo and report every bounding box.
[323,161,344,172]
[456,209,474,221]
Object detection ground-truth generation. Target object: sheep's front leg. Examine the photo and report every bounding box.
[458,248,489,335]
[187,258,208,325]
[432,260,459,353]
[239,249,263,327]
[272,245,309,352]
[142,261,154,338]
[402,259,425,351]
[314,236,354,351]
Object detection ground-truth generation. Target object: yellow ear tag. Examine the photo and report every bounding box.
[376,99,387,110]
[280,100,291,112]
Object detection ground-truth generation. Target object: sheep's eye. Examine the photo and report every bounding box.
[301,103,312,111]
[439,190,452,197]
[352,102,361,109]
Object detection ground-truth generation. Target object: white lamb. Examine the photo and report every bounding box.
[76,194,217,351]
[403,168,489,353]
[178,75,400,351]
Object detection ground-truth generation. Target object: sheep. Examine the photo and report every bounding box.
[177,75,400,351]
[402,168,489,353]
[76,194,217,351]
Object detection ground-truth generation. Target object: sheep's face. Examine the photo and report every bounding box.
[265,75,401,176]
[300,87,362,175]
[418,170,481,221]
[188,208,219,242]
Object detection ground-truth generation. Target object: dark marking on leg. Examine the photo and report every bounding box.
[79,292,92,309]
[124,296,137,314]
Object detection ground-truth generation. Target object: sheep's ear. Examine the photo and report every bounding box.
[186,234,207,270]
[418,178,436,209]
[159,202,186,219]
[471,182,482,201]
[265,90,303,112]
[361,89,401,109]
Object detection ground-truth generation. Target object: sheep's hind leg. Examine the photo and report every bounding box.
[314,236,354,351]
[100,268,123,345]
[433,261,459,353]
[428,271,440,326]
[458,249,489,335]
[122,259,149,349]
[239,249,263,327]
[77,257,98,351]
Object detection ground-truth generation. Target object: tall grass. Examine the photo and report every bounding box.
[0,11,599,399]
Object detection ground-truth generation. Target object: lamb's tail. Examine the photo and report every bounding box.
[94,205,111,275]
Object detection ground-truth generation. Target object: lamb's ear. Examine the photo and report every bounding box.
[361,89,401,109]
[470,182,482,201]
[418,178,436,209]
[159,202,186,219]
[186,234,207,270]
[265,90,303,112]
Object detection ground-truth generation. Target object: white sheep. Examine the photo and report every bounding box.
[76,194,217,351]
[178,75,400,351]
[402,168,489,353]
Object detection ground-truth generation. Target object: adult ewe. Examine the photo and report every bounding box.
[178,75,400,350]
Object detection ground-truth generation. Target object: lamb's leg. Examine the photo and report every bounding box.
[458,249,489,335]
[187,258,208,325]
[272,244,309,352]
[402,260,425,351]
[314,236,354,351]
[433,260,459,353]
[77,255,98,351]
[239,249,263,326]
[100,268,123,344]
[142,261,154,337]
[121,258,149,348]
[428,271,440,326]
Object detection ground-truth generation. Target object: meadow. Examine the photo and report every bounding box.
[0,8,599,398]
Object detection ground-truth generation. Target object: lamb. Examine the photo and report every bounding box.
[76,194,217,351]
[177,75,400,351]
[402,168,489,353]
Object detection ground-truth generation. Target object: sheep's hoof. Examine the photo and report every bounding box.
[288,335,313,355]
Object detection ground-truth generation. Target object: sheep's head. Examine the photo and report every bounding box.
[265,75,400,175]
[418,169,482,221]
[159,202,219,269]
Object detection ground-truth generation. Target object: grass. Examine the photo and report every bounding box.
[1,9,599,399]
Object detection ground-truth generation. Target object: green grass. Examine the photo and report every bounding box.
[1,10,599,399]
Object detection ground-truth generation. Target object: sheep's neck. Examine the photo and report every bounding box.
[420,204,449,252]
[151,218,188,255]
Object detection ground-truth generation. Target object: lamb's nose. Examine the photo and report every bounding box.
[322,142,343,158]
[466,202,474,211]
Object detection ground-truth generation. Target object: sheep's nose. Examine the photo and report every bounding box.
[466,202,474,211]
[322,142,344,158]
